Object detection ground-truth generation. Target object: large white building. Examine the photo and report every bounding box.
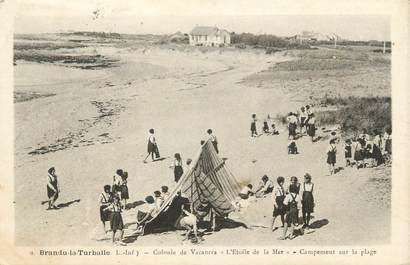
[189,26,231,47]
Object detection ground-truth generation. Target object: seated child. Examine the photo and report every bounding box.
[239,184,254,199]
[136,196,156,228]
[154,190,163,211]
[271,123,279,135]
[255,175,274,197]
[161,186,170,202]
[288,136,298,154]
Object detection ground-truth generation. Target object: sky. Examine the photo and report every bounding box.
[14,0,392,40]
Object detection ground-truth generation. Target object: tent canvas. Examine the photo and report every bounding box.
[144,139,241,234]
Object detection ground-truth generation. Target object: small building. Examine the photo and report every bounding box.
[189,26,231,47]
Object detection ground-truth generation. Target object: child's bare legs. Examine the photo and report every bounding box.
[112,230,116,243]
[279,223,288,240]
[102,221,107,233]
[270,216,276,231]
[119,230,124,242]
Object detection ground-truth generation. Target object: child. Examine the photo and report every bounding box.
[136,196,156,231]
[179,205,199,242]
[279,184,301,240]
[307,113,316,142]
[270,176,286,231]
[327,139,337,175]
[144,128,159,163]
[288,136,298,154]
[271,122,279,135]
[287,112,298,139]
[104,195,126,245]
[263,115,270,134]
[170,153,184,183]
[344,139,353,167]
[250,114,258,137]
[154,190,163,211]
[287,176,301,195]
[239,184,254,200]
[353,138,364,169]
[255,175,274,197]
[383,127,392,155]
[112,169,123,199]
[99,185,113,233]
[299,106,308,135]
[301,173,314,229]
[207,129,219,154]
[120,171,129,209]
[46,167,60,210]
[161,186,170,202]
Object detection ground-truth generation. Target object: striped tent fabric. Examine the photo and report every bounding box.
[146,139,241,230]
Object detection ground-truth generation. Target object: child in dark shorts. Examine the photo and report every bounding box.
[104,195,126,245]
[279,184,301,240]
[270,176,286,231]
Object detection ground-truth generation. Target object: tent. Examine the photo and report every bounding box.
[144,139,241,234]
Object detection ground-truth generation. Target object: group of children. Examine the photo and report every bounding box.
[343,127,392,169]
[250,114,279,137]
[286,105,316,155]
[237,174,315,240]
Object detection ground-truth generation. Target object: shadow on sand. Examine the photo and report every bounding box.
[309,219,329,229]
[56,199,81,208]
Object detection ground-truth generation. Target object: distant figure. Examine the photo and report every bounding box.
[279,184,301,240]
[327,139,337,175]
[271,176,286,231]
[99,185,113,233]
[180,205,199,242]
[170,153,184,183]
[120,171,129,208]
[250,114,258,137]
[301,173,314,229]
[46,167,60,210]
[104,195,126,245]
[383,127,392,155]
[299,106,308,135]
[263,115,270,134]
[288,136,298,154]
[305,104,314,116]
[255,175,274,197]
[353,138,364,169]
[307,113,316,142]
[144,128,160,163]
[287,112,298,139]
[207,129,219,154]
[344,139,353,167]
[372,130,384,166]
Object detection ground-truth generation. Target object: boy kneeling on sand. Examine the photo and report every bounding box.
[179,205,199,243]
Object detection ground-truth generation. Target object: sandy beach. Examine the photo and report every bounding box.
[14,36,391,246]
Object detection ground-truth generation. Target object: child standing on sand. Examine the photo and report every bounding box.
[120,171,129,209]
[104,195,126,245]
[301,173,314,229]
[99,185,113,233]
[344,139,353,167]
[170,153,184,183]
[279,185,301,240]
[299,106,308,135]
[307,113,316,142]
[144,128,159,163]
[46,167,60,210]
[271,176,286,231]
[327,139,337,175]
[251,114,258,137]
[207,129,219,153]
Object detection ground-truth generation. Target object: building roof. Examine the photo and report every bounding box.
[190,26,229,36]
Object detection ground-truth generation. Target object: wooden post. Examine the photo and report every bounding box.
[383,41,386,54]
[334,37,337,49]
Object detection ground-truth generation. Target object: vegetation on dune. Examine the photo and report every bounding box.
[276,96,391,136]
[231,32,311,50]
[14,42,88,50]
